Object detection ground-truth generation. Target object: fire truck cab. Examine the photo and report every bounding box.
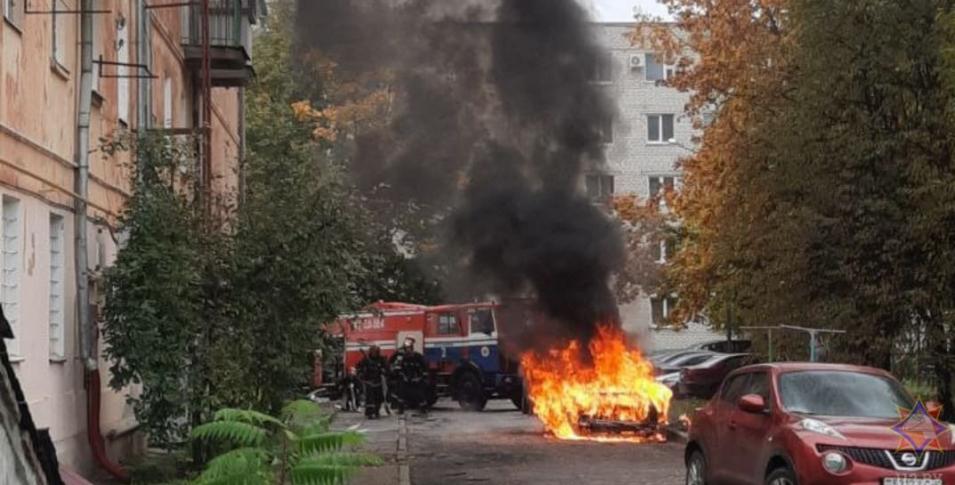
[333,301,523,411]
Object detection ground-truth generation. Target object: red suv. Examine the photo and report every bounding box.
[685,362,955,485]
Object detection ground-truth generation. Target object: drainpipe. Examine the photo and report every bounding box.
[77,1,129,481]
[237,87,245,207]
[137,0,151,130]
[76,0,93,374]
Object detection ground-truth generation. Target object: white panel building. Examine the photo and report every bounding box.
[591,23,722,350]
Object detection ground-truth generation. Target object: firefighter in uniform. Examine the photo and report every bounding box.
[357,345,388,419]
[389,337,429,415]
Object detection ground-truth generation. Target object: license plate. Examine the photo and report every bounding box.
[883,478,942,485]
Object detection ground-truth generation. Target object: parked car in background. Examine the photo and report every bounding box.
[685,362,954,485]
[655,352,716,394]
[657,352,717,374]
[693,339,753,354]
[651,349,712,368]
[679,353,755,398]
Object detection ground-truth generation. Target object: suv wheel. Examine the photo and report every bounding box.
[455,372,487,411]
[686,450,707,485]
[765,467,796,485]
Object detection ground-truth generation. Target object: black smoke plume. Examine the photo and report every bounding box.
[296,0,624,348]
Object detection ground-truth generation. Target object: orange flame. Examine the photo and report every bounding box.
[521,326,673,442]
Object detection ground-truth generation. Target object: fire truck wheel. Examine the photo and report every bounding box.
[455,372,487,411]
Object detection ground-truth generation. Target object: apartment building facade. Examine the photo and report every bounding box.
[591,23,722,350]
[0,0,258,476]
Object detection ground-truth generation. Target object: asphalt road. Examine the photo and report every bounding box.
[337,399,687,485]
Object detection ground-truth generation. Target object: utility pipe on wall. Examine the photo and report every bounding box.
[76,0,93,373]
[137,0,151,130]
[77,1,129,481]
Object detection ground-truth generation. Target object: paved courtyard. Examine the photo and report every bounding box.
[336,399,686,485]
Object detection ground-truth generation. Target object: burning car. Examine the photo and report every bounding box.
[521,326,673,442]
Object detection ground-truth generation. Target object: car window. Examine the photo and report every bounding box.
[680,354,712,366]
[720,373,751,403]
[724,355,751,370]
[779,371,913,418]
[661,351,694,364]
[742,371,771,406]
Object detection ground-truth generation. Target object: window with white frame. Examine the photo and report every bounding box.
[3,0,23,29]
[647,114,675,143]
[645,53,675,82]
[648,176,675,198]
[49,214,66,360]
[651,239,666,263]
[650,296,679,326]
[92,11,101,93]
[2,197,20,357]
[586,174,614,201]
[650,236,677,263]
[52,0,70,69]
[163,77,173,128]
[117,14,130,124]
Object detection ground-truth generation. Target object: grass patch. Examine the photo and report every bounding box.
[126,449,194,484]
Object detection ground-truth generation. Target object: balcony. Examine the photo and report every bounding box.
[181,0,263,87]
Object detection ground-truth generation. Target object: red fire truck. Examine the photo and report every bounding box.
[327,301,525,411]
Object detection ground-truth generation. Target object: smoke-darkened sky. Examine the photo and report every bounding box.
[296,0,626,349]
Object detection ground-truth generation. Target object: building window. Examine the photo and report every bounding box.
[2,197,20,357]
[645,53,675,82]
[650,236,677,263]
[586,174,614,201]
[599,113,614,144]
[117,14,130,125]
[590,51,613,83]
[648,176,675,198]
[163,77,173,128]
[52,0,69,69]
[437,313,460,336]
[651,239,665,263]
[49,214,66,360]
[3,0,23,29]
[650,296,678,326]
[647,114,675,143]
[92,14,103,93]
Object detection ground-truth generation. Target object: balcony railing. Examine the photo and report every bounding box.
[181,0,262,87]
[182,0,257,54]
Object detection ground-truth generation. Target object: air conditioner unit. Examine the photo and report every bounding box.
[629,55,644,69]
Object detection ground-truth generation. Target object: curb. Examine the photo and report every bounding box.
[397,416,411,485]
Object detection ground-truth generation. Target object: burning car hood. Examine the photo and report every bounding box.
[804,416,955,450]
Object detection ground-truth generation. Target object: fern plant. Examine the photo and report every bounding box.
[191,400,381,485]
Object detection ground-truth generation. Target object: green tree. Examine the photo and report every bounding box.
[658,0,955,414]
[214,1,440,413]
[102,135,211,446]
